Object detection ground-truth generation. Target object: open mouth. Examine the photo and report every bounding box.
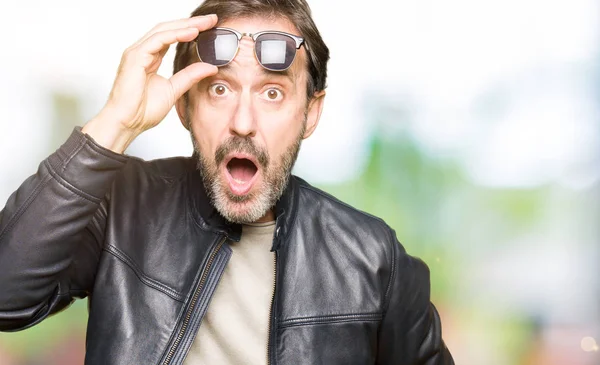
[224,156,259,196]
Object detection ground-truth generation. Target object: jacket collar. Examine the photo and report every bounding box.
[186,156,298,249]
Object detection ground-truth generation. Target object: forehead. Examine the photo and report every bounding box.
[219,14,300,35]
[217,16,308,81]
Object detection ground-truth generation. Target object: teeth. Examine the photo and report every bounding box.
[233,178,247,184]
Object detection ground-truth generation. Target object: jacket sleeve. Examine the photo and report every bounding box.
[376,231,454,364]
[0,127,128,331]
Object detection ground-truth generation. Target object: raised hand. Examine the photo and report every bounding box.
[82,15,219,153]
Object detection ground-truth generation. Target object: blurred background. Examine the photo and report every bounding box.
[0,0,598,364]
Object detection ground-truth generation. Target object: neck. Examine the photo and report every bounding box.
[252,209,275,223]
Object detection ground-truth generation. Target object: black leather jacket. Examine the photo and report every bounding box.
[0,128,453,365]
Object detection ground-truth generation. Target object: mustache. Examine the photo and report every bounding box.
[214,136,269,168]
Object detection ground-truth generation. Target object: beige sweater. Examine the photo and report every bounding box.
[183,221,276,365]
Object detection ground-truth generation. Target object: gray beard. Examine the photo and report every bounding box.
[191,122,305,224]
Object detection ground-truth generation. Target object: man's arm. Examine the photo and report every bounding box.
[376,232,454,364]
[0,129,127,331]
[0,14,220,331]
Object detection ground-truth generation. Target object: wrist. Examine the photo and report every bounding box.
[82,113,141,154]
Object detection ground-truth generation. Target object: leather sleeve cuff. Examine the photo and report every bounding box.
[46,127,129,200]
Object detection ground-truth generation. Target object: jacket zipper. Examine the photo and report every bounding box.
[266,248,279,365]
[162,236,227,365]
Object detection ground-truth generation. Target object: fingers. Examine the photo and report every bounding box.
[138,27,200,56]
[123,15,217,70]
[135,15,217,47]
[169,62,218,101]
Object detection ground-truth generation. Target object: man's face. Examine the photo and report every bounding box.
[180,16,324,224]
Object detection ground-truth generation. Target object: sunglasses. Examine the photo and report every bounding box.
[195,27,305,71]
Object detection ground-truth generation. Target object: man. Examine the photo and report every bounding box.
[0,0,453,364]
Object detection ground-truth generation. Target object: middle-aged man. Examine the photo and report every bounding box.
[0,0,453,364]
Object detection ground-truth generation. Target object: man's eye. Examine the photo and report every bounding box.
[209,84,229,96]
[262,88,283,101]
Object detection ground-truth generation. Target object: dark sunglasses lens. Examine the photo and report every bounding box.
[196,29,238,66]
[255,33,297,71]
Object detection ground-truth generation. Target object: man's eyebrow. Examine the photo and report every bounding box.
[213,65,238,79]
[259,67,296,84]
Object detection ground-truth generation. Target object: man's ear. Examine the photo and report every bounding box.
[303,90,326,139]
[175,96,189,130]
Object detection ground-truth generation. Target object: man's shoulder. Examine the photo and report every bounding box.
[293,176,395,243]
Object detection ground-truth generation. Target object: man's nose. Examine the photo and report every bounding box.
[229,90,256,138]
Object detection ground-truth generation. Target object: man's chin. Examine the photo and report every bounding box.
[212,184,271,224]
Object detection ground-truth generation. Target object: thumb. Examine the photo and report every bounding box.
[169,62,218,101]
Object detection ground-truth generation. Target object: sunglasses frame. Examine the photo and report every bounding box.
[195,27,306,71]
